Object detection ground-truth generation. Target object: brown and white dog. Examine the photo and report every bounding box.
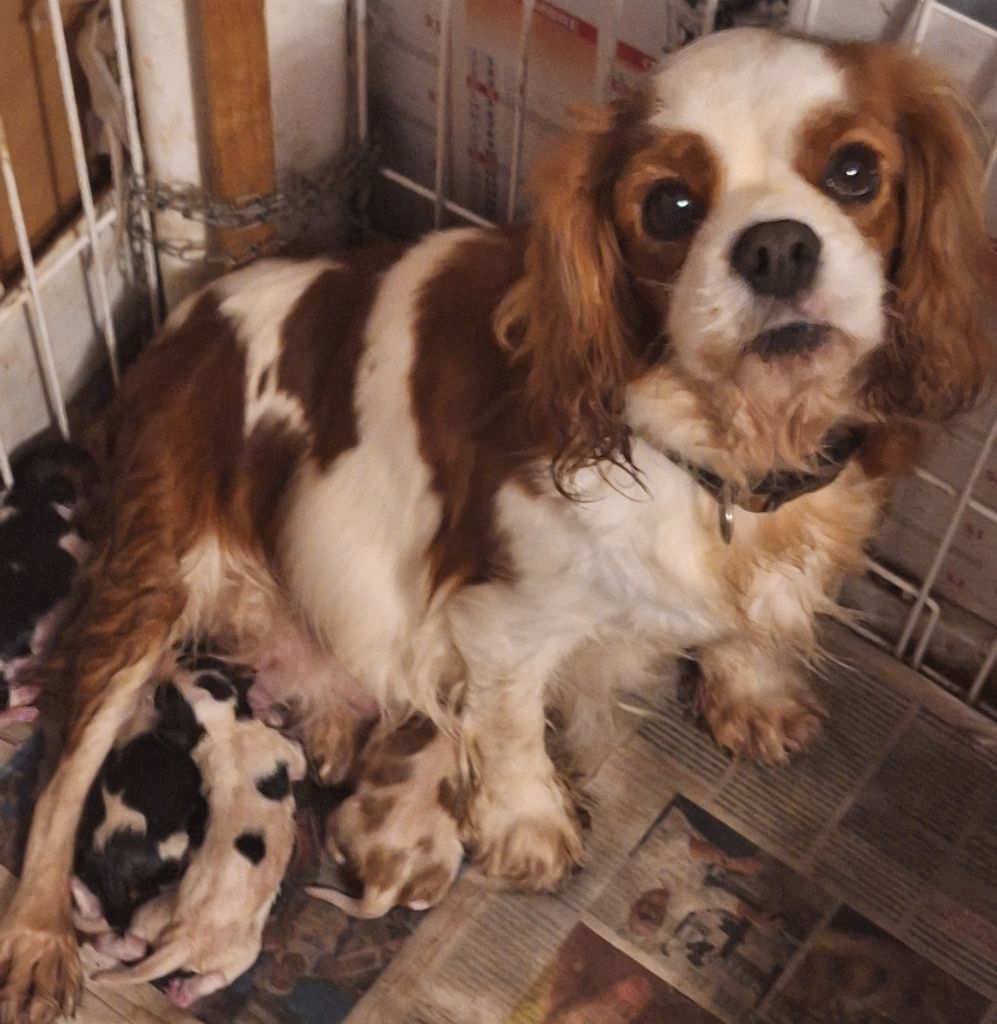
[0,28,992,1022]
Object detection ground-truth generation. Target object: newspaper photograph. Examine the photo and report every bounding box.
[765,905,990,1024]
[586,795,833,1021]
[505,923,722,1024]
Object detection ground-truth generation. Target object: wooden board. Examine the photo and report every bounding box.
[191,0,277,266]
[0,1,91,283]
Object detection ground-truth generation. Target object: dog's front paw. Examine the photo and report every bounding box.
[296,703,363,785]
[467,775,583,891]
[0,922,82,1024]
[699,686,825,764]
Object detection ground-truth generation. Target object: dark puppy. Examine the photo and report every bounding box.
[0,441,97,723]
[73,680,208,932]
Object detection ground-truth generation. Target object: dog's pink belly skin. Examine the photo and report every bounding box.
[245,618,379,719]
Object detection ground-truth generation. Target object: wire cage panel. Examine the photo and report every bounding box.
[0,0,153,484]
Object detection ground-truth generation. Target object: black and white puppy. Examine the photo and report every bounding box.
[73,680,209,933]
[91,656,306,1008]
[0,441,97,724]
[72,651,253,932]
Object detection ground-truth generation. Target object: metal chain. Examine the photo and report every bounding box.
[129,180,286,228]
[126,137,380,269]
[124,222,280,271]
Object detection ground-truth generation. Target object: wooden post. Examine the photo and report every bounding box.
[192,0,277,266]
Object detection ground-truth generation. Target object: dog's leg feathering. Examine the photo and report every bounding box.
[461,660,584,892]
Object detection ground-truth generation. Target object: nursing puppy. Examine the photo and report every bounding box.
[72,680,208,933]
[307,715,464,918]
[93,661,306,1008]
[0,441,96,726]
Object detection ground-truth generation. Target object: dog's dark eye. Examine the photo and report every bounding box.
[642,180,704,240]
[823,143,880,204]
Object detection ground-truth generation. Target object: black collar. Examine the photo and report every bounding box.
[666,426,867,543]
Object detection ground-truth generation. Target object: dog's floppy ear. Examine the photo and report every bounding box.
[496,99,650,487]
[865,48,995,420]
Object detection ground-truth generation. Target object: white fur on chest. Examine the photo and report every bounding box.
[479,435,872,681]
[493,443,731,655]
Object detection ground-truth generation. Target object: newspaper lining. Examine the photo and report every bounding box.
[348,623,997,1024]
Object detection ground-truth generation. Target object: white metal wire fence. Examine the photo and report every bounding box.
[0,0,155,487]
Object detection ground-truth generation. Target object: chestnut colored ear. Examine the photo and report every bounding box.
[864,48,995,420]
[496,101,649,484]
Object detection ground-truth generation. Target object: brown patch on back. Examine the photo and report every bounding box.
[93,292,248,544]
[364,757,412,788]
[412,230,541,590]
[122,294,247,509]
[279,245,406,469]
[243,420,307,561]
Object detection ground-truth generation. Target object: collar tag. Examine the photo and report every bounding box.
[719,481,735,544]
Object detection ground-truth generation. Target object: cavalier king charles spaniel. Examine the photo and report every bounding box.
[0,27,993,1021]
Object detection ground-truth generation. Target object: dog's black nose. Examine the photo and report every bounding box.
[730,219,821,299]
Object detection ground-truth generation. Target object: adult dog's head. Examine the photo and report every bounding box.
[498,28,994,484]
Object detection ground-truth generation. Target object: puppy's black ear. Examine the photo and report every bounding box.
[9,441,99,510]
[194,671,238,705]
[154,682,203,750]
